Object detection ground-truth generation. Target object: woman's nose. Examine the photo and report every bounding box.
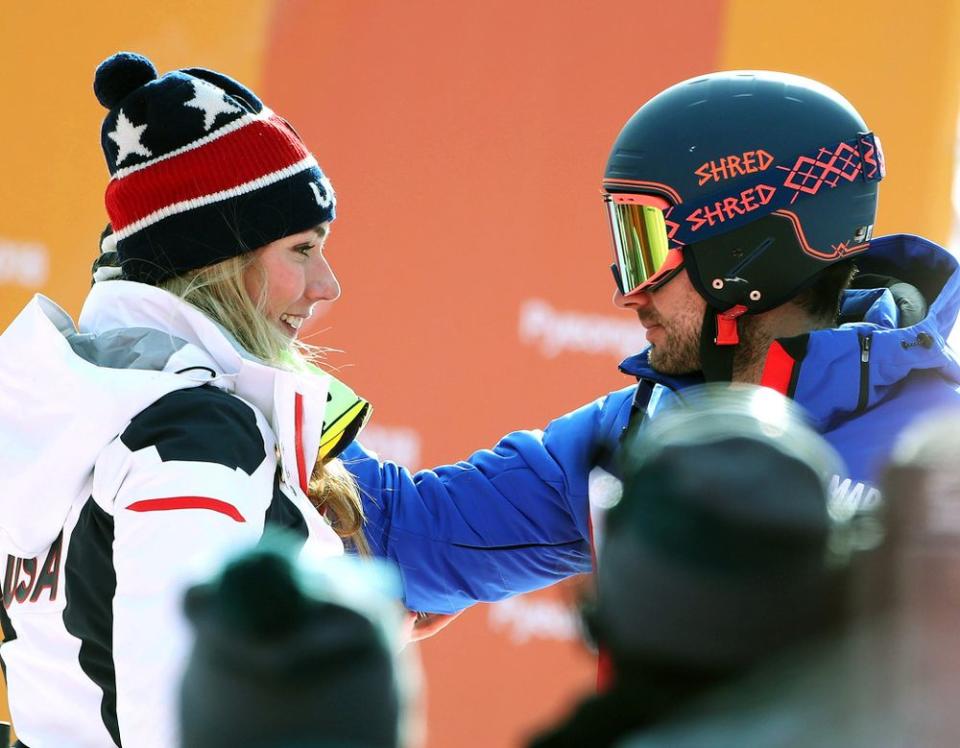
[307,257,341,302]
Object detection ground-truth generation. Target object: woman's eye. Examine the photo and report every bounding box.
[295,245,313,257]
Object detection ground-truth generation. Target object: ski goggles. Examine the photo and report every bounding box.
[604,192,685,296]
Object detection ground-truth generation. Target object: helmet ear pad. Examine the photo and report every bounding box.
[683,213,841,315]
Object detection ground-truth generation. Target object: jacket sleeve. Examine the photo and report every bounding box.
[93,389,272,748]
[343,385,637,614]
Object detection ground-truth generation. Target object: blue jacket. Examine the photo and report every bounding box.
[345,234,960,613]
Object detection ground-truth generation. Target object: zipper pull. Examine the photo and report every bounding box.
[857,334,873,413]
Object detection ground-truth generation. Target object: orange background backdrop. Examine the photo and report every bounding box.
[2,2,959,746]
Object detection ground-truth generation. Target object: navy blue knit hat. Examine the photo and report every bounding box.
[94,51,336,285]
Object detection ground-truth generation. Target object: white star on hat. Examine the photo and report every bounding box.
[184,79,241,131]
[108,110,153,166]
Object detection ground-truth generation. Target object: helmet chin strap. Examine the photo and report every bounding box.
[699,304,748,382]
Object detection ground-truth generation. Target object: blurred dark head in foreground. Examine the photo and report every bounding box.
[536,396,960,748]
[532,385,858,748]
[621,408,960,748]
[179,536,417,748]
[593,385,848,677]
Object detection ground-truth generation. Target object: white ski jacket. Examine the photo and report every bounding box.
[0,281,344,748]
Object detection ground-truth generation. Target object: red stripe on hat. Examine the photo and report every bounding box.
[106,115,310,232]
[126,496,246,522]
[759,340,797,396]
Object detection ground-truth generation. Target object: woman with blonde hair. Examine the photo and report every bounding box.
[0,51,627,747]
[0,52,372,748]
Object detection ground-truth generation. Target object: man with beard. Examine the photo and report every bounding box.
[595,69,960,508]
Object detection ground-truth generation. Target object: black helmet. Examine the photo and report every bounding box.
[603,71,884,376]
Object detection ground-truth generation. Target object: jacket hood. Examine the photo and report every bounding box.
[0,282,346,558]
[789,234,960,429]
[856,234,960,341]
[619,235,960,428]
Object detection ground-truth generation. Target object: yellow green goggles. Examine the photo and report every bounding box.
[604,192,684,296]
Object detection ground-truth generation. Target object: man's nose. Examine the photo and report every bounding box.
[613,288,651,310]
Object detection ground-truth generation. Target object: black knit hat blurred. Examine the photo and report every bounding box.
[179,534,411,748]
[592,384,850,671]
[532,387,875,748]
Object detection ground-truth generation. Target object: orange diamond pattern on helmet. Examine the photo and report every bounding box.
[777,143,864,205]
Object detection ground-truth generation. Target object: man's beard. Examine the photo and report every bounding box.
[646,313,771,381]
[647,321,702,375]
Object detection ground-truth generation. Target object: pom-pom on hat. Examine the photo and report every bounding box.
[94,51,336,285]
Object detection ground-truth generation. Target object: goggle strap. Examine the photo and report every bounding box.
[856,132,885,181]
